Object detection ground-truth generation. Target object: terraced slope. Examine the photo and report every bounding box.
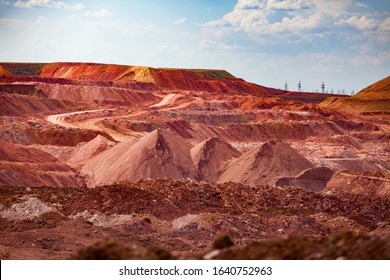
[39,62,279,94]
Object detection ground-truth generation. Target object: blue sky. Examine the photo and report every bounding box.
[1,0,389,93]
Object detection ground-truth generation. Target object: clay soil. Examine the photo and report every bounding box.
[0,63,389,259]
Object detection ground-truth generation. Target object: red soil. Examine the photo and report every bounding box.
[0,139,83,188]
[37,83,159,106]
[0,66,13,77]
[39,62,281,95]
[82,129,196,186]
[0,139,56,163]
[217,140,315,186]
[67,135,115,169]
[0,61,388,259]
[190,137,241,181]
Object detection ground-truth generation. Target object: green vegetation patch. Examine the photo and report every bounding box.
[0,63,49,76]
[158,67,235,79]
[189,69,235,79]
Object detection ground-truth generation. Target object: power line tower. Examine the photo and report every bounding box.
[284,81,288,91]
[298,80,301,92]
[321,81,325,94]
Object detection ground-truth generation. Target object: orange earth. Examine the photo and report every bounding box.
[0,62,389,259]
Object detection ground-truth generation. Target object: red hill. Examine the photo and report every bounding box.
[39,62,279,95]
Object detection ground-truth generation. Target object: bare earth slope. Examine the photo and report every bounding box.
[0,140,83,188]
[67,135,115,169]
[320,75,390,114]
[191,137,241,181]
[82,129,196,186]
[217,140,315,186]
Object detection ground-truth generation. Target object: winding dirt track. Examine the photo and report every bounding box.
[45,93,187,142]
[46,109,131,142]
[150,93,180,108]
[46,110,104,129]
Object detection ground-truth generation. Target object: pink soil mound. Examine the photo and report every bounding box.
[81,129,196,186]
[67,135,115,169]
[217,140,314,186]
[275,167,334,192]
[190,137,241,181]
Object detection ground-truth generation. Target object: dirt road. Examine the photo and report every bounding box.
[46,109,132,142]
[46,109,149,142]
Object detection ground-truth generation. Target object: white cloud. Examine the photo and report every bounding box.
[203,0,386,44]
[0,1,11,5]
[355,2,368,8]
[205,0,331,35]
[199,39,236,50]
[14,0,85,10]
[35,15,48,24]
[339,15,378,30]
[84,9,111,18]
[380,17,390,32]
[173,18,187,25]
[312,0,352,15]
[235,0,263,10]
[0,17,24,25]
[267,0,313,10]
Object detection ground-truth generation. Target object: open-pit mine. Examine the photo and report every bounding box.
[0,62,389,259]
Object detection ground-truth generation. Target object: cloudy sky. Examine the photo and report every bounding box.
[1,0,389,93]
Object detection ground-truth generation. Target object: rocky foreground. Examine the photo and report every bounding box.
[0,179,389,259]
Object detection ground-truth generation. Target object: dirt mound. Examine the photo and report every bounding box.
[326,172,390,197]
[275,167,334,192]
[217,140,314,186]
[67,135,115,169]
[71,240,173,260]
[0,66,13,77]
[82,129,196,186]
[320,76,390,114]
[190,137,241,181]
[0,197,59,221]
[355,75,390,98]
[211,233,390,260]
